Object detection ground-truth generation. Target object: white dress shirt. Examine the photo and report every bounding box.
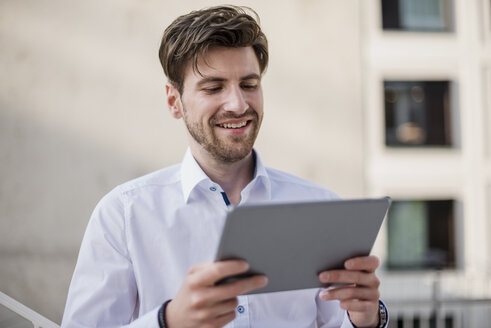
[61,149,358,328]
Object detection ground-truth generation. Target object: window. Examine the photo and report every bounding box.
[384,81,456,147]
[387,200,456,270]
[381,0,454,32]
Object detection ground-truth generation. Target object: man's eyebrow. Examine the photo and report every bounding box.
[196,74,261,87]
[241,73,261,81]
[197,77,225,87]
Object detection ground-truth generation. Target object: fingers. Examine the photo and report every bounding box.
[318,256,380,287]
[191,298,238,320]
[319,270,380,288]
[191,275,268,309]
[344,256,380,273]
[320,286,380,303]
[212,275,268,298]
[184,275,267,326]
[186,261,268,309]
[168,260,268,328]
[188,260,250,287]
[213,298,239,317]
[317,256,381,327]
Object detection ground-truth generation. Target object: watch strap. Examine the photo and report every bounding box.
[377,300,388,328]
[158,299,172,328]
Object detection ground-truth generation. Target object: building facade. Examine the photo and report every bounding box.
[362,0,491,326]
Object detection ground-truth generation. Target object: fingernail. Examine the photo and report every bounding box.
[259,276,268,286]
[319,290,329,300]
[345,260,354,269]
[320,273,329,281]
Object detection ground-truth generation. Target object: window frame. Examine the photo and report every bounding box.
[386,199,458,271]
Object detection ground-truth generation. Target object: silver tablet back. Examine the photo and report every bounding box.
[215,197,391,294]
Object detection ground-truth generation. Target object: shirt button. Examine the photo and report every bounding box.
[237,305,245,314]
[209,186,217,191]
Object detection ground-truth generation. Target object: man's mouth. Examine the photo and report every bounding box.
[217,121,249,129]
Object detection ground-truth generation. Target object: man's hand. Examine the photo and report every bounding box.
[318,256,381,328]
[165,260,268,328]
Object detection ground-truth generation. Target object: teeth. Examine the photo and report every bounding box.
[219,121,247,129]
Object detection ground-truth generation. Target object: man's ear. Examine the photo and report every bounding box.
[165,83,183,119]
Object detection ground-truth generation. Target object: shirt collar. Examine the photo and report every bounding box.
[180,148,210,203]
[246,149,272,203]
[180,148,272,204]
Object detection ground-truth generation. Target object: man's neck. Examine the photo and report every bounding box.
[190,147,255,205]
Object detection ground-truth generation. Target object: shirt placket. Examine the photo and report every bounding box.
[206,183,250,327]
[207,184,232,208]
[233,295,250,328]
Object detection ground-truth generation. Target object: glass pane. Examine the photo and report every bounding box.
[387,200,455,270]
[384,81,454,147]
[381,0,454,32]
[400,0,445,31]
[387,201,427,268]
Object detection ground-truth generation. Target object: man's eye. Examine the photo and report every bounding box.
[204,87,221,93]
[241,84,257,90]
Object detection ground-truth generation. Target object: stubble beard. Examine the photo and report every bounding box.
[183,107,262,163]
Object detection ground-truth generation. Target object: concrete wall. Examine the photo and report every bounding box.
[0,0,364,323]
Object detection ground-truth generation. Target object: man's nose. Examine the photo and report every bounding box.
[222,86,248,114]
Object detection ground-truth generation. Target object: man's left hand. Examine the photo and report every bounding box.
[318,255,381,328]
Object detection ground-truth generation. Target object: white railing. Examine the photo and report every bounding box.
[385,298,491,328]
[0,291,59,328]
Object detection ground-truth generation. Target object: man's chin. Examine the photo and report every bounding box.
[209,145,254,163]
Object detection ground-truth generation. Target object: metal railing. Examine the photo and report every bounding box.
[385,298,491,328]
[0,291,59,328]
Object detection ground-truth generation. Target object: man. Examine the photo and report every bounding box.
[62,6,388,328]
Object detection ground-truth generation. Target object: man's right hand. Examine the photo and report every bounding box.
[165,260,268,328]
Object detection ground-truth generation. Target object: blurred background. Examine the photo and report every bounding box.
[1,0,491,327]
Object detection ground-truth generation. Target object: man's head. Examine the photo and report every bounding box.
[160,6,268,164]
[159,5,268,95]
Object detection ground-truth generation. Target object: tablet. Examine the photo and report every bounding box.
[214,197,391,294]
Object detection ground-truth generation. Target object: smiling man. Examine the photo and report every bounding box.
[61,6,388,328]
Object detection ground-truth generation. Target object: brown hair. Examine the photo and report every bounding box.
[159,5,269,94]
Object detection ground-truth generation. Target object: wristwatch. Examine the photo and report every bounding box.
[377,300,388,328]
[158,299,172,328]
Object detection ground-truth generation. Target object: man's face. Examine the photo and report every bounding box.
[170,46,264,163]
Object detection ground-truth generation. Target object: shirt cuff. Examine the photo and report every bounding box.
[121,306,160,328]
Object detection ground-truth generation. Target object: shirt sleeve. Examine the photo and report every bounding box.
[61,188,160,328]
